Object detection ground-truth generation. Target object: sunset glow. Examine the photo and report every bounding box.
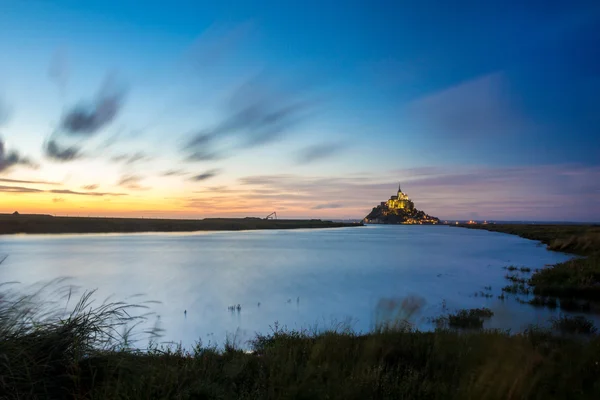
[1,1,599,221]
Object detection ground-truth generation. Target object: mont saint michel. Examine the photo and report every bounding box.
[364,184,440,224]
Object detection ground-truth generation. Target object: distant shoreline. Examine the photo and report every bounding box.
[0,214,363,235]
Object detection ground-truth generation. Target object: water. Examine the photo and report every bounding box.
[0,225,580,348]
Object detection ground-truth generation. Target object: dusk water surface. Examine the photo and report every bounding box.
[0,225,580,348]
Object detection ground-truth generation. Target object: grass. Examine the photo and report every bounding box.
[550,315,598,335]
[529,254,600,300]
[0,213,362,235]
[528,296,558,309]
[433,308,494,329]
[559,298,592,312]
[456,224,600,256]
[502,283,530,295]
[3,286,600,399]
[459,224,600,303]
[505,274,527,284]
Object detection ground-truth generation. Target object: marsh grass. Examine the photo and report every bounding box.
[2,288,600,399]
[0,281,160,399]
[433,308,494,329]
[559,298,592,312]
[529,255,600,301]
[550,315,598,335]
[505,274,527,284]
[502,283,530,295]
[528,296,558,309]
[462,224,600,304]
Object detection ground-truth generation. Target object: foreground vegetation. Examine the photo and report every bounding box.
[2,286,600,399]
[459,223,600,305]
[458,223,600,256]
[0,213,361,234]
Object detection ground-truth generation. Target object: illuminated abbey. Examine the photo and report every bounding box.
[386,184,415,211]
[364,183,439,225]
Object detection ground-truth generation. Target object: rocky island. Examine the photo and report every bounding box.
[364,184,439,224]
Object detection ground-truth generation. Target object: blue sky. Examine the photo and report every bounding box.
[0,0,599,221]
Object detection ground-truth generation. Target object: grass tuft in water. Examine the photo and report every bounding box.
[433,308,494,329]
[550,315,598,335]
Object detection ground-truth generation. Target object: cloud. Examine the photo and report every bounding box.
[161,169,189,177]
[52,197,65,203]
[82,184,98,190]
[48,48,69,97]
[0,96,12,126]
[0,138,36,173]
[183,74,316,161]
[184,133,222,161]
[236,164,600,221]
[311,203,344,209]
[296,142,346,164]
[110,152,152,165]
[186,22,255,70]
[117,174,149,190]
[189,169,220,181]
[0,178,59,185]
[49,189,127,196]
[0,184,126,196]
[406,72,532,140]
[60,73,127,137]
[44,139,82,161]
[0,185,43,193]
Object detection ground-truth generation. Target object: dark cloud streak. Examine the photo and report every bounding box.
[161,169,189,177]
[311,203,343,209]
[110,152,152,165]
[0,178,58,185]
[60,74,127,137]
[0,138,36,173]
[117,174,149,190]
[44,139,82,162]
[189,169,220,182]
[296,142,346,164]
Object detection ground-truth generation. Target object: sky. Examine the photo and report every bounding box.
[0,0,599,221]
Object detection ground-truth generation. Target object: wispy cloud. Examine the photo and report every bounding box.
[82,184,98,190]
[44,139,82,162]
[183,74,318,162]
[48,48,69,97]
[235,164,600,221]
[406,72,532,140]
[189,169,220,181]
[0,138,36,173]
[311,203,343,209]
[0,177,59,185]
[186,22,255,70]
[0,96,12,126]
[0,184,125,196]
[161,169,189,177]
[60,73,127,137]
[49,189,127,196]
[0,185,43,193]
[296,142,346,164]
[110,151,153,165]
[117,174,149,190]
[52,197,65,203]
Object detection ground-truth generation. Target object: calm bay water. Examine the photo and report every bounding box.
[0,225,580,348]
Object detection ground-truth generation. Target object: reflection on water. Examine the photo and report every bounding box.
[0,225,581,348]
